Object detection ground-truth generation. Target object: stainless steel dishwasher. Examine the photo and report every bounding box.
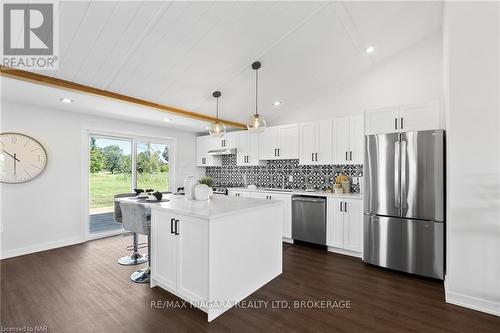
[292,196,326,245]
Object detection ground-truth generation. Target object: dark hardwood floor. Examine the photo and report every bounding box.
[2,236,499,332]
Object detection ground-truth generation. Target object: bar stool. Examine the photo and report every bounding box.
[120,202,151,284]
[114,193,148,266]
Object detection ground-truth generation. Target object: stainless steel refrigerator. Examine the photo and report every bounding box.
[363,130,445,279]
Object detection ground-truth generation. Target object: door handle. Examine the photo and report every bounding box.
[174,219,179,235]
[274,148,277,157]
[315,153,318,161]
[312,152,314,161]
[340,201,343,212]
[349,151,352,161]
[277,148,280,157]
[400,117,404,129]
[345,151,348,161]
[394,140,401,209]
[401,140,407,212]
[344,202,347,212]
[170,218,175,234]
[395,118,398,130]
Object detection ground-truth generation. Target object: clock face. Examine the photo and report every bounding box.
[0,133,48,183]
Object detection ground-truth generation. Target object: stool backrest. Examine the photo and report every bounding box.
[114,193,136,223]
[120,202,150,235]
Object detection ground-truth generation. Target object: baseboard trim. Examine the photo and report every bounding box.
[327,246,362,258]
[445,282,500,317]
[0,236,84,260]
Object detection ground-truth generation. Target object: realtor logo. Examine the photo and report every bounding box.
[1,2,58,69]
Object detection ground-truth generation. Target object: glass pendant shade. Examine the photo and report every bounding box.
[247,61,267,133]
[209,90,226,138]
[209,121,226,138]
[247,113,267,133]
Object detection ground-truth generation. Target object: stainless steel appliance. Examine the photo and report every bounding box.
[292,196,326,245]
[364,130,445,279]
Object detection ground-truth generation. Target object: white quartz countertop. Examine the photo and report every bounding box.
[116,194,283,219]
[227,187,363,199]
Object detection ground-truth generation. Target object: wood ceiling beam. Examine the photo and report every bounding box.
[0,66,247,129]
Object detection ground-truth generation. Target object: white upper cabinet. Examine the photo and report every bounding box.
[195,135,221,167]
[364,106,400,135]
[365,101,441,135]
[258,124,299,160]
[236,131,263,166]
[299,120,333,165]
[349,116,364,164]
[333,116,363,165]
[399,101,441,132]
[258,127,279,160]
[213,132,236,150]
[332,117,350,164]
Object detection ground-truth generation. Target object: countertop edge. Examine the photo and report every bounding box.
[227,188,363,199]
[146,197,284,220]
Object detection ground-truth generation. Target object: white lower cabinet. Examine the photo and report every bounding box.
[327,198,363,254]
[249,191,292,239]
[151,210,208,302]
[228,190,250,198]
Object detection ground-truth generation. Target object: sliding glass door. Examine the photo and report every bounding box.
[88,135,172,238]
[136,141,169,192]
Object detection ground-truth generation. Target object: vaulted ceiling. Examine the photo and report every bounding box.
[16,1,442,129]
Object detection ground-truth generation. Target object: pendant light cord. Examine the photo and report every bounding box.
[255,68,259,116]
[216,97,219,120]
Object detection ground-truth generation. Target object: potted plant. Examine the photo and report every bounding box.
[195,176,214,200]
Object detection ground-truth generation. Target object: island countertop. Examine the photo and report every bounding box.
[116,194,283,220]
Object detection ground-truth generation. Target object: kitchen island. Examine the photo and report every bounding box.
[118,195,283,321]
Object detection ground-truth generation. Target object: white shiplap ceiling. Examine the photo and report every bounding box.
[19,1,443,128]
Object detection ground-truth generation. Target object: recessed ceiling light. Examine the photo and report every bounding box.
[272,101,282,107]
[163,118,171,122]
[365,45,375,54]
[60,98,73,103]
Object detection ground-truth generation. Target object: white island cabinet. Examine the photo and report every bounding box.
[149,195,283,321]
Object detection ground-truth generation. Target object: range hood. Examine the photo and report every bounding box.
[207,148,236,155]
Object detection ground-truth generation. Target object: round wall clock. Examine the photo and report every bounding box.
[0,132,48,183]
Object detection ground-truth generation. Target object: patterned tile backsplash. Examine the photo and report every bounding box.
[205,155,363,193]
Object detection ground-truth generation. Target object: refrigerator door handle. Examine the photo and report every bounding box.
[401,140,407,211]
[394,141,400,209]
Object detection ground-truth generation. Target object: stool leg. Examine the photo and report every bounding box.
[118,232,147,266]
[130,235,150,284]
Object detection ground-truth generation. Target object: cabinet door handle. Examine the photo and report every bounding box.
[400,117,404,129]
[315,153,318,161]
[349,151,352,161]
[174,219,179,235]
[340,201,343,212]
[344,202,348,212]
[170,218,175,234]
[274,148,277,157]
[311,153,314,162]
[395,118,398,130]
[269,196,272,200]
[345,151,348,161]
[277,148,280,157]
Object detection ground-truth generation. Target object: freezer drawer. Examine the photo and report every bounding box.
[363,215,444,279]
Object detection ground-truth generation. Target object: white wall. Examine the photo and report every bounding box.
[443,2,500,316]
[0,101,202,259]
[272,32,443,124]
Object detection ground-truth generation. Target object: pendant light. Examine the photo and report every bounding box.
[246,61,267,133]
[209,90,226,138]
